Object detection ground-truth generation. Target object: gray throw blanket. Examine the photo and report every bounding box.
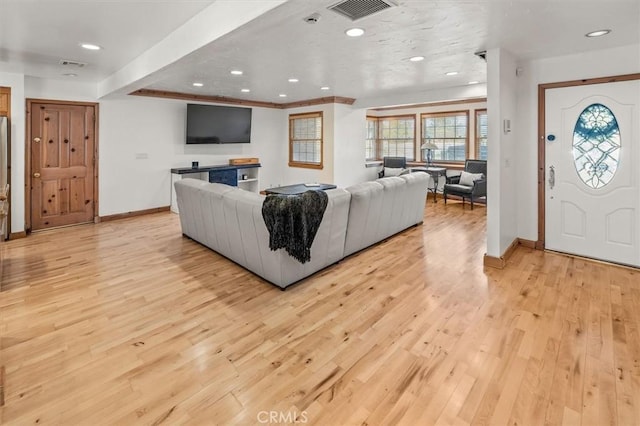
[261,190,329,264]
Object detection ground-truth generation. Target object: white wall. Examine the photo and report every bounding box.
[250,108,287,189]
[5,76,288,226]
[25,76,97,101]
[356,84,487,109]
[486,48,518,257]
[282,103,379,188]
[0,71,25,234]
[516,44,640,242]
[333,104,371,187]
[99,96,285,215]
[282,104,335,185]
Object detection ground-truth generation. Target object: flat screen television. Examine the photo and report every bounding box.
[186,104,252,144]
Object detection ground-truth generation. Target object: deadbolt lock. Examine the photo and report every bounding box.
[34,137,41,143]
[33,172,41,178]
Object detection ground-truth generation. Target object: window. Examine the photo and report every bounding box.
[476,110,488,160]
[289,112,323,169]
[377,115,415,161]
[366,117,377,161]
[573,103,620,189]
[421,111,468,162]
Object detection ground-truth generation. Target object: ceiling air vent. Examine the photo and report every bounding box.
[59,59,87,68]
[328,0,397,21]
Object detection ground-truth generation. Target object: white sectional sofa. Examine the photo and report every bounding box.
[174,172,429,289]
[344,174,427,256]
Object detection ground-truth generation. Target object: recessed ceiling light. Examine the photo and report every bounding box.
[320,86,330,90]
[241,88,250,93]
[288,78,299,83]
[345,28,365,37]
[80,43,101,50]
[445,71,459,76]
[63,73,78,77]
[192,82,203,87]
[230,70,243,75]
[468,81,480,85]
[586,29,611,37]
[279,94,287,98]
[409,56,425,62]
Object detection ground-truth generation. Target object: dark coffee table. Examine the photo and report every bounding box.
[265,183,337,195]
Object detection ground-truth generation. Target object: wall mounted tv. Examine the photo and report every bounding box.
[186,104,252,144]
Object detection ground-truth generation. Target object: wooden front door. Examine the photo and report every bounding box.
[30,102,97,231]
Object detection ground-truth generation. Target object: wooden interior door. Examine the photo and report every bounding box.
[0,87,10,115]
[30,102,96,230]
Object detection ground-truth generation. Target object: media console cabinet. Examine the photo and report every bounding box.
[170,163,261,213]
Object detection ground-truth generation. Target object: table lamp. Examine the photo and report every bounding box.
[421,142,439,166]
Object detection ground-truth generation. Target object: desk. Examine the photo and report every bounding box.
[411,167,447,203]
[170,163,261,213]
[265,183,336,195]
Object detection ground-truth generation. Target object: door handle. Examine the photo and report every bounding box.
[33,172,41,178]
[548,166,555,190]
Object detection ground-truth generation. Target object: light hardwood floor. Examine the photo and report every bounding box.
[1,200,639,425]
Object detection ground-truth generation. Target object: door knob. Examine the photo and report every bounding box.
[548,165,555,190]
[34,137,41,143]
[33,172,41,178]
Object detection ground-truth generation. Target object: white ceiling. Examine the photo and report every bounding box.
[1,0,638,104]
[0,0,214,79]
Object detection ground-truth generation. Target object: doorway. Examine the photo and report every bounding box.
[539,74,640,267]
[26,100,98,232]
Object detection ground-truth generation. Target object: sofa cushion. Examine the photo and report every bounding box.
[399,172,429,227]
[343,181,384,256]
[384,167,405,177]
[376,177,407,240]
[221,188,265,265]
[175,180,233,252]
[200,183,235,253]
[344,174,427,256]
[445,184,473,194]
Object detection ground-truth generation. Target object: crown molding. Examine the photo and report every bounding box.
[130,89,356,109]
[371,97,487,112]
[281,96,356,108]
[130,89,282,109]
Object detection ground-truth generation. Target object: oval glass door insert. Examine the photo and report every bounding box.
[572,103,621,189]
